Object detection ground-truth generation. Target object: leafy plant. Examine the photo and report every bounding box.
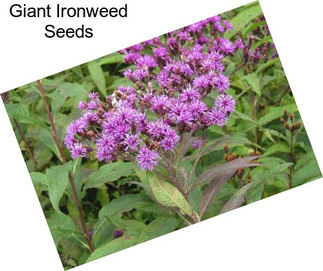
[2,2,321,269]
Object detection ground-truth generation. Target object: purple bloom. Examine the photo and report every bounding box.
[136,55,157,69]
[218,38,235,54]
[96,134,116,162]
[235,38,244,50]
[186,44,204,63]
[188,100,208,121]
[177,31,192,42]
[153,47,170,63]
[83,111,100,123]
[131,68,149,81]
[160,129,179,151]
[66,14,238,171]
[151,95,171,115]
[126,43,143,52]
[89,92,100,100]
[188,22,204,33]
[215,74,230,92]
[124,133,139,151]
[193,75,215,91]
[137,146,159,170]
[78,101,87,110]
[223,20,233,31]
[147,120,168,138]
[143,37,161,47]
[168,101,191,125]
[215,94,236,113]
[123,69,133,80]
[117,106,137,124]
[124,52,141,63]
[71,143,87,159]
[179,87,200,102]
[135,113,147,132]
[214,22,225,33]
[87,100,97,110]
[205,108,228,127]
[167,37,179,50]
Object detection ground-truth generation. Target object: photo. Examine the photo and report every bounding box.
[1,1,321,269]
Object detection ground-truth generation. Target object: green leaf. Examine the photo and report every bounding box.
[92,222,115,249]
[293,152,321,186]
[224,4,263,39]
[107,77,132,91]
[256,58,280,74]
[251,36,273,51]
[47,212,78,246]
[87,61,106,96]
[137,217,178,243]
[264,143,290,156]
[220,182,254,213]
[258,104,298,126]
[247,183,264,204]
[98,194,149,219]
[30,172,48,191]
[243,73,261,96]
[241,21,265,37]
[84,161,135,190]
[46,164,70,213]
[98,53,124,65]
[232,110,258,125]
[48,83,87,114]
[38,128,61,161]
[5,104,45,127]
[147,172,193,216]
[87,235,137,262]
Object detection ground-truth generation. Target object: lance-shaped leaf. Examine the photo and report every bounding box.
[198,156,259,218]
[197,156,259,186]
[137,217,178,243]
[220,182,254,214]
[198,168,237,218]
[46,164,70,213]
[87,235,138,263]
[147,172,193,216]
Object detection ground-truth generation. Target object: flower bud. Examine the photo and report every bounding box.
[223,143,229,153]
[284,110,289,119]
[284,122,290,130]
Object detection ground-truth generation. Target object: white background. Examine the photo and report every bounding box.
[0,0,322,270]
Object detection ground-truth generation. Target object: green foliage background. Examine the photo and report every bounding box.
[2,2,321,269]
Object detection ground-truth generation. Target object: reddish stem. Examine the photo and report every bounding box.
[37,80,94,252]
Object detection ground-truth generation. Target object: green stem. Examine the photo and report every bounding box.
[288,132,296,189]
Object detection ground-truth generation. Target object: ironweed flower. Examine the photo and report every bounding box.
[65,14,239,170]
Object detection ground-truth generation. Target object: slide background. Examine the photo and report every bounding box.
[0,0,322,270]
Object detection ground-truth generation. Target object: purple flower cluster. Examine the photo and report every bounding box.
[65,15,238,170]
